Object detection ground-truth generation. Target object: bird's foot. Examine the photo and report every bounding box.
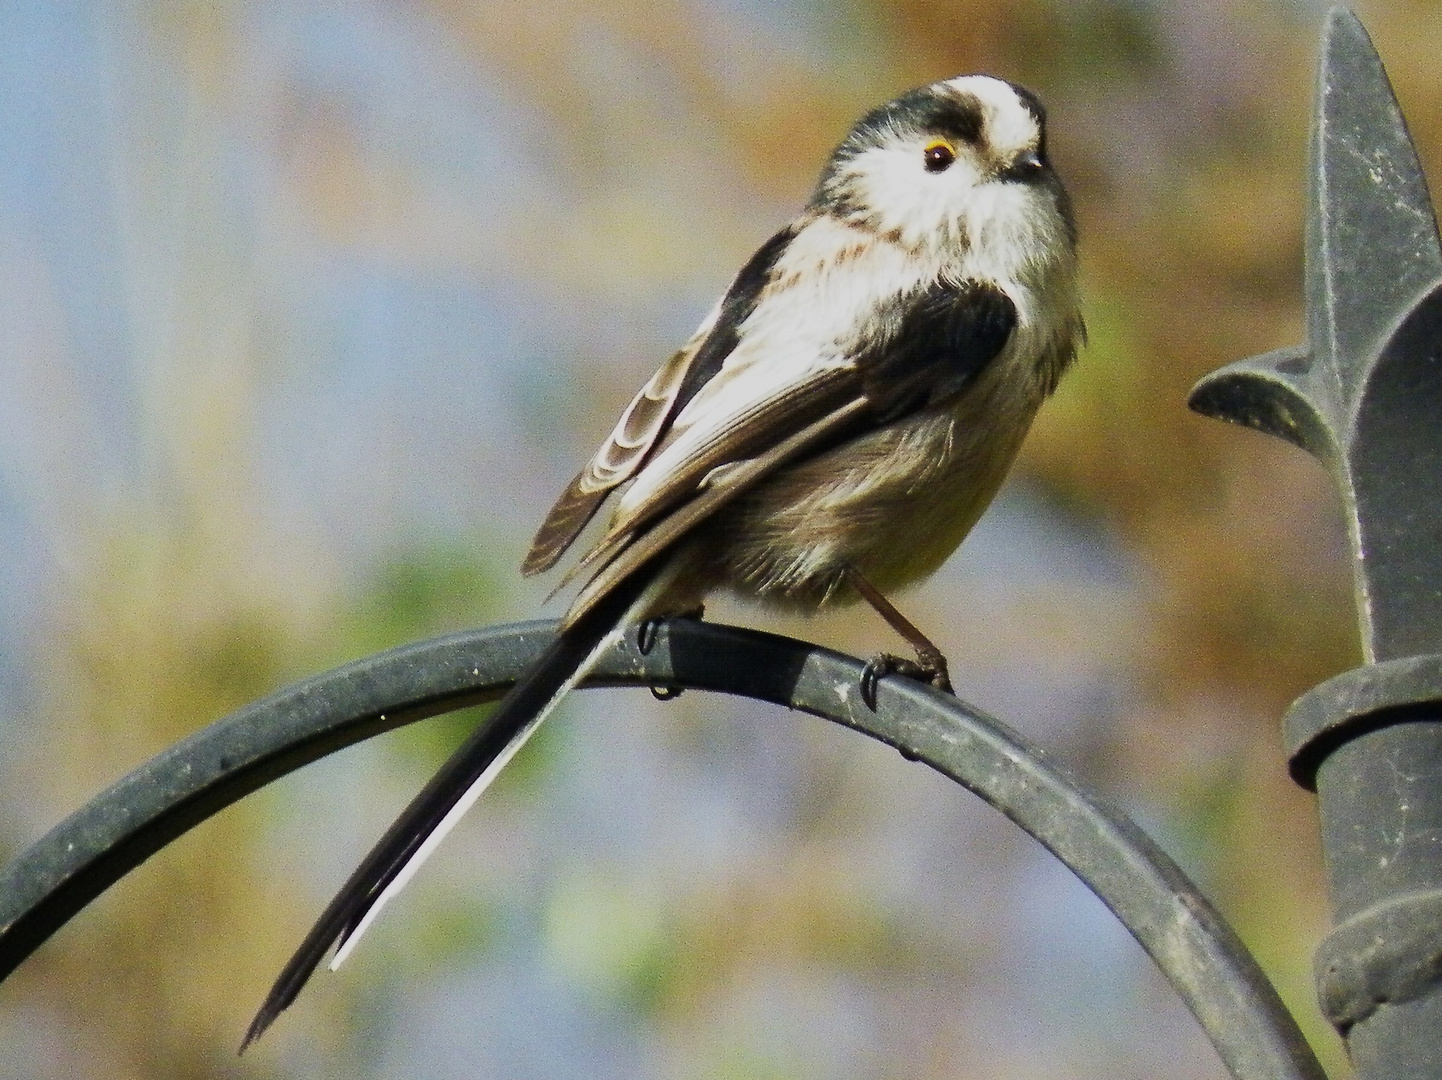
[636,606,705,656]
[637,607,705,700]
[637,617,663,657]
[859,647,952,710]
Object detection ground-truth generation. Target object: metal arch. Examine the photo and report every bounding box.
[0,619,1326,1080]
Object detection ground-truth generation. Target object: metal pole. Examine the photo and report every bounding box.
[1191,10,1442,1077]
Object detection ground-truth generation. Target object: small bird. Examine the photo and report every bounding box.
[243,73,1083,1049]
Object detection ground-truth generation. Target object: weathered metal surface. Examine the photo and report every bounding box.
[1190,9,1442,1076]
[1189,10,1442,664]
[0,619,1324,1080]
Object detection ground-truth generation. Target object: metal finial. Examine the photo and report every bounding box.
[1190,7,1442,662]
[1305,8,1442,397]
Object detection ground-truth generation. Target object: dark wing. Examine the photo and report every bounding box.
[856,277,1019,419]
[522,224,797,576]
[564,279,1018,625]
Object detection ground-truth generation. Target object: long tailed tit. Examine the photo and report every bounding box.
[244,73,1084,1048]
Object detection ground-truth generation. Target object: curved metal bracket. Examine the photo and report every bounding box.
[0,619,1324,1080]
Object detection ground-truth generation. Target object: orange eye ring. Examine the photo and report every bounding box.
[923,140,956,172]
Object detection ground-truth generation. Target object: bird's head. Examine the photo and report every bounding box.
[812,75,1075,260]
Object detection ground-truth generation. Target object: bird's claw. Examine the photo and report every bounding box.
[637,617,663,656]
[636,605,706,657]
[637,609,705,701]
[859,650,953,710]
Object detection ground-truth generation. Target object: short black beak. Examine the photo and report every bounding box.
[1003,151,1045,182]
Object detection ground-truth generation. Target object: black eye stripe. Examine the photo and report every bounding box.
[928,100,984,147]
[840,88,986,160]
[909,95,984,148]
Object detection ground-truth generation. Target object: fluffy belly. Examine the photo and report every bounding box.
[689,380,1041,608]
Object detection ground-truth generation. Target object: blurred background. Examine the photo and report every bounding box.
[0,0,1438,1076]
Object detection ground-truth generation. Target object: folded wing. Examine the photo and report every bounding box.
[563,278,1019,625]
[522,225,798,575]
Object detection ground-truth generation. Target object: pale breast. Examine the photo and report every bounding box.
[692,351,1047,607]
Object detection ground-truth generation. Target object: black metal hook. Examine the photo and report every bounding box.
[0,618,1324,1080]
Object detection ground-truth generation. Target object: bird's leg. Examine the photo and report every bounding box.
[637,617,662,656]
[843,567,953,708]
[637,605,705,655]
[636,606,705,700]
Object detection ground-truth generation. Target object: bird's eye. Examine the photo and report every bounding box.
[923,140,956,173]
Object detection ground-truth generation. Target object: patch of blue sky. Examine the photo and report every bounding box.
[0,476,40,750]
[546,687,814,872]
[0,1,140,486]
[959,482,1137,591]
[568,14,694,121]
[376,959,663,1080]
[253,260,588,559]
[699,0,858,73]
[1011,847,1227,1077]
[256,0,561,202]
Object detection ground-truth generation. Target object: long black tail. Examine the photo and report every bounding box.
[241,564,660,1051]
